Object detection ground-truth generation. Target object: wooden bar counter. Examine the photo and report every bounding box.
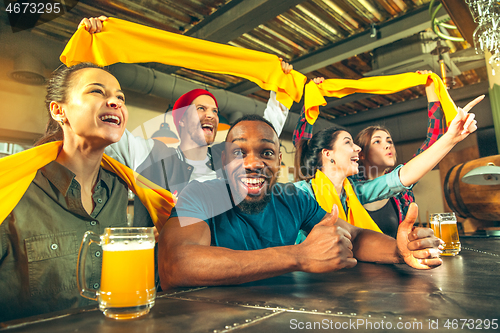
[1,237,499,332]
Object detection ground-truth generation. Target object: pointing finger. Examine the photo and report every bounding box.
[462,95,484,113]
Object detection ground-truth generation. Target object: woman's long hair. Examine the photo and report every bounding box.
[35,62,105,146]
[294,125,346,181]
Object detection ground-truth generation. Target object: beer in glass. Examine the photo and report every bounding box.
[430,213,461,256]
[77,227,156,319]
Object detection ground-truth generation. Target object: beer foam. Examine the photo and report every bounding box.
[439,221,457,225]
[103,241,155,251]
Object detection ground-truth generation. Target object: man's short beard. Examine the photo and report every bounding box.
[237,193,272,214]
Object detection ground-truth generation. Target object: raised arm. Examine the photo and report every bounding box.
[158,208,356,290]
[292,77,325,147]
[414,71,446,157]
[104,129,158,170]
[263,60,293,137]
[398,95,483,187]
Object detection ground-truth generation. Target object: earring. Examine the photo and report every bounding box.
[60,119,64,126]
[330,159,334,164]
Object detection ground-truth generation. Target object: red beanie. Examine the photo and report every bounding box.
[172,89,218,135]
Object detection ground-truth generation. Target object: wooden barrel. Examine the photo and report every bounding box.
[444,155,500,221]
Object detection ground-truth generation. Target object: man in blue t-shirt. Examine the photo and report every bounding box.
[158,115,443,290]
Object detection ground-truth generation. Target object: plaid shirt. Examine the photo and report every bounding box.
[394,101,446,222]
[294,102,446,223]
[292,106,313,147]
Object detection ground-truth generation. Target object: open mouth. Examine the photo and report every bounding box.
[201,123,214,134]
[350,156,359,163]
[240,177,266,196]
[100,114,121,126]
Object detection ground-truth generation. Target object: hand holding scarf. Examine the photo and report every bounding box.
[60,18,457,127]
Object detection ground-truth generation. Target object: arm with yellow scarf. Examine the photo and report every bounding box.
[0,63,175,322]
[294,89,481,237]
[352,92,483,206]
[62,17,461,124]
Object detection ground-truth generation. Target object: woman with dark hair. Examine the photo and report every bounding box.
[294,88,482,236]
[0,63,174,321]
[352,73,444,237]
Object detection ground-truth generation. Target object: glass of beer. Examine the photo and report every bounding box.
[429,213,461,256]
[77,227,156,319]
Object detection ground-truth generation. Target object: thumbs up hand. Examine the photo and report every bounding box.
[397,203,443,269]
[297,205,358,273]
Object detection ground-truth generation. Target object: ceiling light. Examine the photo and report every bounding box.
[461,162,500,185]
[9,53,46,85]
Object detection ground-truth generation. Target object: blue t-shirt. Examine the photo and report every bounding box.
[170,179,327,250]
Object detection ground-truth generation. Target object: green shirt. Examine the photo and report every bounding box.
[0,161,128,322]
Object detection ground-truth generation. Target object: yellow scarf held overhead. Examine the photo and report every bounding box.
[310,170,382,233]
[0,141,176,232]
[60,18,457,128]
[60,18,307,110]
[304,72,457,126]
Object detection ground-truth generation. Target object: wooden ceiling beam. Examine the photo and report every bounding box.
[229,6,449,95]
[158,0,307,74]
[187,0,307,43]
[440,0,476,45]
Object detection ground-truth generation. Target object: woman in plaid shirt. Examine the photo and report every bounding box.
[293,73,482,239]
[352,72,447,237]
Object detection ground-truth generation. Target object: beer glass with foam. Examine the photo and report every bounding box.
[430,213,461,256]
[77,227,156,319]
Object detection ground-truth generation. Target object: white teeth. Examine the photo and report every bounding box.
[100,115,120,125]
[241,177,265,185]
[202,124,213,129]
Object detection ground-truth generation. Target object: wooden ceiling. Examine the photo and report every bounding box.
[0,0,487,122]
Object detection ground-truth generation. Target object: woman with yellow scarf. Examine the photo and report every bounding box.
[294,93,482,236]
[0,63,174,322]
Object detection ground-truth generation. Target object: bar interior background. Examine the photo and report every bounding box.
[0,0,498,232]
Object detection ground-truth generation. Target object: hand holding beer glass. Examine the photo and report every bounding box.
[430,213,461,256]
[77,227,156,319]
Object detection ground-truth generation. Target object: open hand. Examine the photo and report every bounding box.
[78,16,108,33]
[396,203,443,269]
[298,205,357,273]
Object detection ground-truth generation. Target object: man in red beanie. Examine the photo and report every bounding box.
[79,16,294,227]
[170,88,220,185]
[125,80,291,228]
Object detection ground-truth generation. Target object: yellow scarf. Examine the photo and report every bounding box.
[0,141,175,232]
[310,170,382,233]
[60,18,457,127]
[60,18,306,110]
[304,72,456,126]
